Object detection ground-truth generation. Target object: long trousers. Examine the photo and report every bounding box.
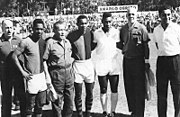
[157,55,180,117]
[1,74,26,117]
[123,57,145,117]
[49,67,74,117]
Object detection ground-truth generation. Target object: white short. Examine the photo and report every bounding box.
[73,59,95,83]
[92,49,122,76]
[27,72,47,94]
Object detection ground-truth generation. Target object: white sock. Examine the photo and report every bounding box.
[100,93,107,112]
[111,92,118,113]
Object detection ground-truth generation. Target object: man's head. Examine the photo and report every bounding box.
[53,20,67,40]
[76,15,88,34]
[2,19,14,39]
[158,5,172,25]
[101,12,112,31]
[32,19,45,40]
[126,7,137,24]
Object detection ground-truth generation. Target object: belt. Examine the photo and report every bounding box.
[124,55,144,59]
[159,54,179,59]
[158,54,179,59]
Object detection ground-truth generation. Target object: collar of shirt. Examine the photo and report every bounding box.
[29,33,46,41]
[77,27,91,36]
[127,21,139,31]
[155,22,177,35]
[154,21,180,56]
[159,21,173,30]
[52,35,67,46]
[100,27,116,36]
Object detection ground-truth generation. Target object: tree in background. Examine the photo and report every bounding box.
[158,0,180,8]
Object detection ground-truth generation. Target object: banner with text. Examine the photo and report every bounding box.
[98,5,138,13]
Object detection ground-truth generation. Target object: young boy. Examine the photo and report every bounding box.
[12,19,48,117]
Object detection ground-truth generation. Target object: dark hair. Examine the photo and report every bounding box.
[158,4,172,15]
[53,20,65,30]
[102,12,112,20]
[77,15,88,24]
[33,19,45,28]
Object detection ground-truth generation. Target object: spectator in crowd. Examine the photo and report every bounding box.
[153,5,180,117]
[12,19,48,117]
[138,16,145,25]
[67,15,95,117]
[0,19,26,117]
[43,20,75,117]
[92,12,121,117]
[117,7,150,117]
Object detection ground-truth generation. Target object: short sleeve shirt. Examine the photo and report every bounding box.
[0,34,22,79]
[18,37,43,74]
[120,21,149,58]
[0,35,21,64]
[67,28,93,60]
[153,22,180,56]
[43,37,74,68]
[93,27,120,60]
[92,27,121,75]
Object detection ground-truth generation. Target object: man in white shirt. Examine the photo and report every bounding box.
[153,5,180,117]
[93,12,121,117]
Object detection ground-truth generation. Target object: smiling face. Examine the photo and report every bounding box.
[127,8,137,24]
[2,20,14,39]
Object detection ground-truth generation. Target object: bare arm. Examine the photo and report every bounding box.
[43,40,53,88]
[117,28,124,50]
[12,41,31,80]
[91,31,97,51]
[43,60,52,89]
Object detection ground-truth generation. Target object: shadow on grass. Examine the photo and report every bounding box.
[90,112,131,117]
[12,110,131,117]
[42,110,131,117]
